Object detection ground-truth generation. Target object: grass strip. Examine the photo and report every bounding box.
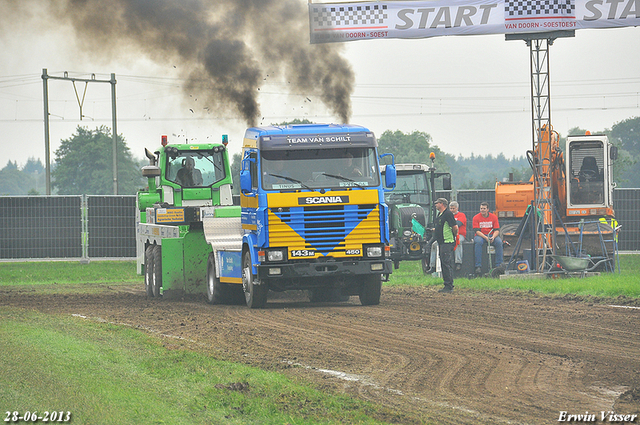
[1,257,638,298]
[0,308,402,425]
[0,261,141,285]
[386,255,640,298]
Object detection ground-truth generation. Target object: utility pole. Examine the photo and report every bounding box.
[110,73,118,195]
[42,69,51,196]
[42,69,119,195]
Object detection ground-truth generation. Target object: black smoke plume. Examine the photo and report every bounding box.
[4,0,354,126]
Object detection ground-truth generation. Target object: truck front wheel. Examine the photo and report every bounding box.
[358,274,382,306]
[242,251,268,308]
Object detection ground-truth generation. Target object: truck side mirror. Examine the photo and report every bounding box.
[378,153,396,191]
[610,146,618,161]
[240,154,256,195]
[442,173,452,191]
[384,164,396,189]
[240,169,252,194]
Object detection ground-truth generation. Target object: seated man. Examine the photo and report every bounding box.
[176,157,203,187]
[472,201,503,274]
[578,156,601,182]
[263,159,293,187]
[341,153,363,177]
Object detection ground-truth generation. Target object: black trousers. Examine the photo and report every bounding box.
[439,242,455,287]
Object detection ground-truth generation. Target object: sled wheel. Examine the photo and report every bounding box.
[144,245,154,297]
[151,245,162,298]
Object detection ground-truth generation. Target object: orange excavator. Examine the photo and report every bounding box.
[495,125,618,271]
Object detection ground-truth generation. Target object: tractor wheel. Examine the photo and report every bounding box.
[358,274,382,306]
[242,251,268,308]
[151,245,162,298]
[144,245,154,298]
[206,253,224,304]
[421,257,431,275]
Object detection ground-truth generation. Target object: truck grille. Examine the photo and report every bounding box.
[270,204,380,254]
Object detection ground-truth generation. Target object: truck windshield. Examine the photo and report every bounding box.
[166,150,227,188]
[385,172,431,206]
[261,148,380,190]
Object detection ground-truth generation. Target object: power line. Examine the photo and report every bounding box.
[1,103,637,124]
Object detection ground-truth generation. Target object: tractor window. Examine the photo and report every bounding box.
[166,149,227,188]
[386,172,431,206]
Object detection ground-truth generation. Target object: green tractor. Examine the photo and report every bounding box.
[382,158,451,274]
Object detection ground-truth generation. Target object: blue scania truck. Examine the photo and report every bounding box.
[232,124,396,307]
[138,124,396,308]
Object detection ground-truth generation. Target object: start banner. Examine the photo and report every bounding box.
[309,0,640,43]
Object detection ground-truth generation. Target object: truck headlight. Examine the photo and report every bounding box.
[267,249,285,262]
[366,246,383,258]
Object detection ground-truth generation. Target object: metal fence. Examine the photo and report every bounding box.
[612,189,640,252]
[454,189,640,251]
[1,190,639,261]
[0,196,83,259]
[0,195,136,261]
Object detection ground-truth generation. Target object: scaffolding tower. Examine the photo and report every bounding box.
[506,31,575,271]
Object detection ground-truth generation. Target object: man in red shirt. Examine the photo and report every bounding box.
[472,201,503,275]
[449,201,466,271]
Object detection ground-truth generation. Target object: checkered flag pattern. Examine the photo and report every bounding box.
[505,0,575,17]
[312,4,388,27]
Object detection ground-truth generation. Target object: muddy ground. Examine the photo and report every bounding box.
[2,284,639,424]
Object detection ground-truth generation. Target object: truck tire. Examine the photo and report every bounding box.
[206,252,224,304]
[151,245,162,298]
[358,274,382,306]
[144,245,154,298]
[242,251,268,308]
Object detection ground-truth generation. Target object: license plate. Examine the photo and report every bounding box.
[290,249,316,258]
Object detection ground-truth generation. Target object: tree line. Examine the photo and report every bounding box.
[2,116,639,196]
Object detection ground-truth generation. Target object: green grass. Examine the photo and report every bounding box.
[0,260,142,285]
[0,308,401,425]
[387,254,640,298]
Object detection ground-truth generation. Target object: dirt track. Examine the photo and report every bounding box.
[2,284,639,424]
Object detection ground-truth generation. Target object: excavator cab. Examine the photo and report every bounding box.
[568,138,608,206]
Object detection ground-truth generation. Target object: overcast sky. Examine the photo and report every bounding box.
[1,1,639,169]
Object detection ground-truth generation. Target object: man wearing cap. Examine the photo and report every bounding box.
[433,198,458,293]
